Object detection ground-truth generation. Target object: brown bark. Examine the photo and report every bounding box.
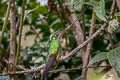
[9,0,16,79]
[116,0,120,10]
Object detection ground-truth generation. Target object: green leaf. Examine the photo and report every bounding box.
[107,47,120,77]
[74,0,83,11]
[115,12,120,16]
[84,2,96,6]
[49,19,60,28]
[94,0,106,21]
[88,52,108,67]
[25,6,39,15]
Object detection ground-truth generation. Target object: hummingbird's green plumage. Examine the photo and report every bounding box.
[49,39,60,55]
[41,35,60,80]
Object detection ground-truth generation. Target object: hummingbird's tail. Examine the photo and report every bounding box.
[41,54,56,80]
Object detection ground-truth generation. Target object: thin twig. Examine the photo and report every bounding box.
[0,65,111,76]
[49,65,111,73]
[108,32,115,49]
[0,64,45,75]
[16,0,26,65]
[0,0,11,43]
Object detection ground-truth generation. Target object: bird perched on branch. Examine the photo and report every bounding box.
[41,15,76,79]
[41,33,61,80]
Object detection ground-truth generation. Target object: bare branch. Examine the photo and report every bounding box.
[9,0,16,79]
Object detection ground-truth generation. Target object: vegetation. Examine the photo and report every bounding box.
[0,0,120,80]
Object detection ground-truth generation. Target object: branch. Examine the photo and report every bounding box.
[108,32,115,49]
[9,0,16,79]
[0,64,45,75]
[116,0,120,11]
[0,0,11,43]
[16,0,26,65]
[49,65,111,73]
[0,65,111,76]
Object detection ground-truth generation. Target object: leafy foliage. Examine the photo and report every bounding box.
[94,0,106,21]
[88,47,120,77]
[108,47,120,77]
[88,52,108,67]
[0,0,120,80]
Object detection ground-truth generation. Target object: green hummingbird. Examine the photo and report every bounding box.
[41,33,60,80]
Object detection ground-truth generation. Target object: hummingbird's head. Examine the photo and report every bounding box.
[50,32,59,41]
[52,33,59,40]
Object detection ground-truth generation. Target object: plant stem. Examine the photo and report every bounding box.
[16,0,26,65]
[0,0,11,44]
[108,32,115,49]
